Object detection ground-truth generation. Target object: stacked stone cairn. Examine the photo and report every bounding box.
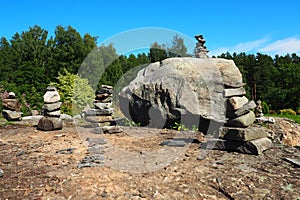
[82,85,120,134]
[205,86,273,155]
[2,92,23,121]
[37,86,63,131]
[194,35,209,58]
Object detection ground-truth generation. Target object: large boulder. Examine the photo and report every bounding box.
[119,58,243,130]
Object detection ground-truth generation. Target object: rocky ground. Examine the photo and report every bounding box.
[0,117,299,199]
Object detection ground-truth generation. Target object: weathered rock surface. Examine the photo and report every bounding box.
[227,100,257,118]
[43,102,62,111]
[43,91,60,103]
[119,58,243,129]
[203,137,273,155]
[2,99,21,111]
[85,116,113,123]
[227,111,256,127]
[82,108,114,116]
[219,126,267,141]
[37,117,63,131]
[44,110,61,117]
[226,96,248,111]
[2,110,23,121]
[224,87,246,98]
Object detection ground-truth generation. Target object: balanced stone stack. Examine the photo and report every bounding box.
[194,35,209,58]
[37,86,63,131]
[204,87,273,155]
[2,92,23,121]
[83,85,114,127]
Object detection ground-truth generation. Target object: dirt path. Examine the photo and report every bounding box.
[0,124,299,199]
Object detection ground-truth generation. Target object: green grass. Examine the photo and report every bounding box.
[265,114,300,124]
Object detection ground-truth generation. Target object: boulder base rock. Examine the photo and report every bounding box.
[119,58,243,129]
[2,110,23,121]
[37,117,63,131]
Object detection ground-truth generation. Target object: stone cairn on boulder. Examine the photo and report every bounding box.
[82,85,120,134]
[204,86,274,155]
[2,92,23,121]
[37,86,63,131]
[195,35,209,58]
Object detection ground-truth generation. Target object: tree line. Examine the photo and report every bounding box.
[0,25,299,115]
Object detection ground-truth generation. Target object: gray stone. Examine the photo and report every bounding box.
[37,117,63,131]
[219,126,267,141]
[60,114,73,120]
[94,102,112,110]
[233,100,257,117]
[227,111,256,127]
[160,140,186,147]
[43,90,60,103]
[119,58,243,128]
[101,126,122,134]
[44,110,61,118]
[21,115,43,126]
[203,137,273,155]
[83,108,114,116]
[0,168,3,177]
[224,87,246,98]
[43,102,62,111]
[2,110,22,121]
[226,96,248,111]
[8,92,16,98]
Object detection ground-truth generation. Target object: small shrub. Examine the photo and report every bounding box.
[279,109,297,116]
[262,101,269,114]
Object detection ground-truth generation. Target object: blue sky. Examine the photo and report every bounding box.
[1,0,300,56]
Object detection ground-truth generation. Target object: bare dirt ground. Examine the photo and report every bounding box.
[0,119,300,200]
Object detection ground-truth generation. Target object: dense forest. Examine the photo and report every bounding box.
[0,25,299,115]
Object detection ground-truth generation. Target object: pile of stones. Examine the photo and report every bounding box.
[2,92,23,121]
[37,86,63,131]
[82,85,120,134]
[204,86,273,155]
[194,35,209,58]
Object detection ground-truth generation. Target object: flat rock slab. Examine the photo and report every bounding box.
[224,87,246,98]
[21,115,43,126]
[85,116,113,123]
[160,140,186,147]
[43,102,62,111]
[83,108,114,116]
[2,99,21,111]
[202,137,273,155]
[226,111,255,127]
[44,110,61,117]
[37,117,63,131]
[2,110,23,121]
[219,126,267,141]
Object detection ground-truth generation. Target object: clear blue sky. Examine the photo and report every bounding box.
[1,0,300,56]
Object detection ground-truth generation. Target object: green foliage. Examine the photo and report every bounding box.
[50,69,95,115]
[262,101,270,114]
[279,109,297,116]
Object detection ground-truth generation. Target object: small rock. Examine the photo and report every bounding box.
[2,99,21,111]
[0,168,3,177]
[226,111,256,127]
[85,116,113,123]
[43,90,61,103]
[44,110,61,118]
[2,110,23,121]
[46,86,58,91]
[226,96,249,111]
[219,126,267,141]
[60,114,73,121]
[160,140,186,147]
[44,102,62,111]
